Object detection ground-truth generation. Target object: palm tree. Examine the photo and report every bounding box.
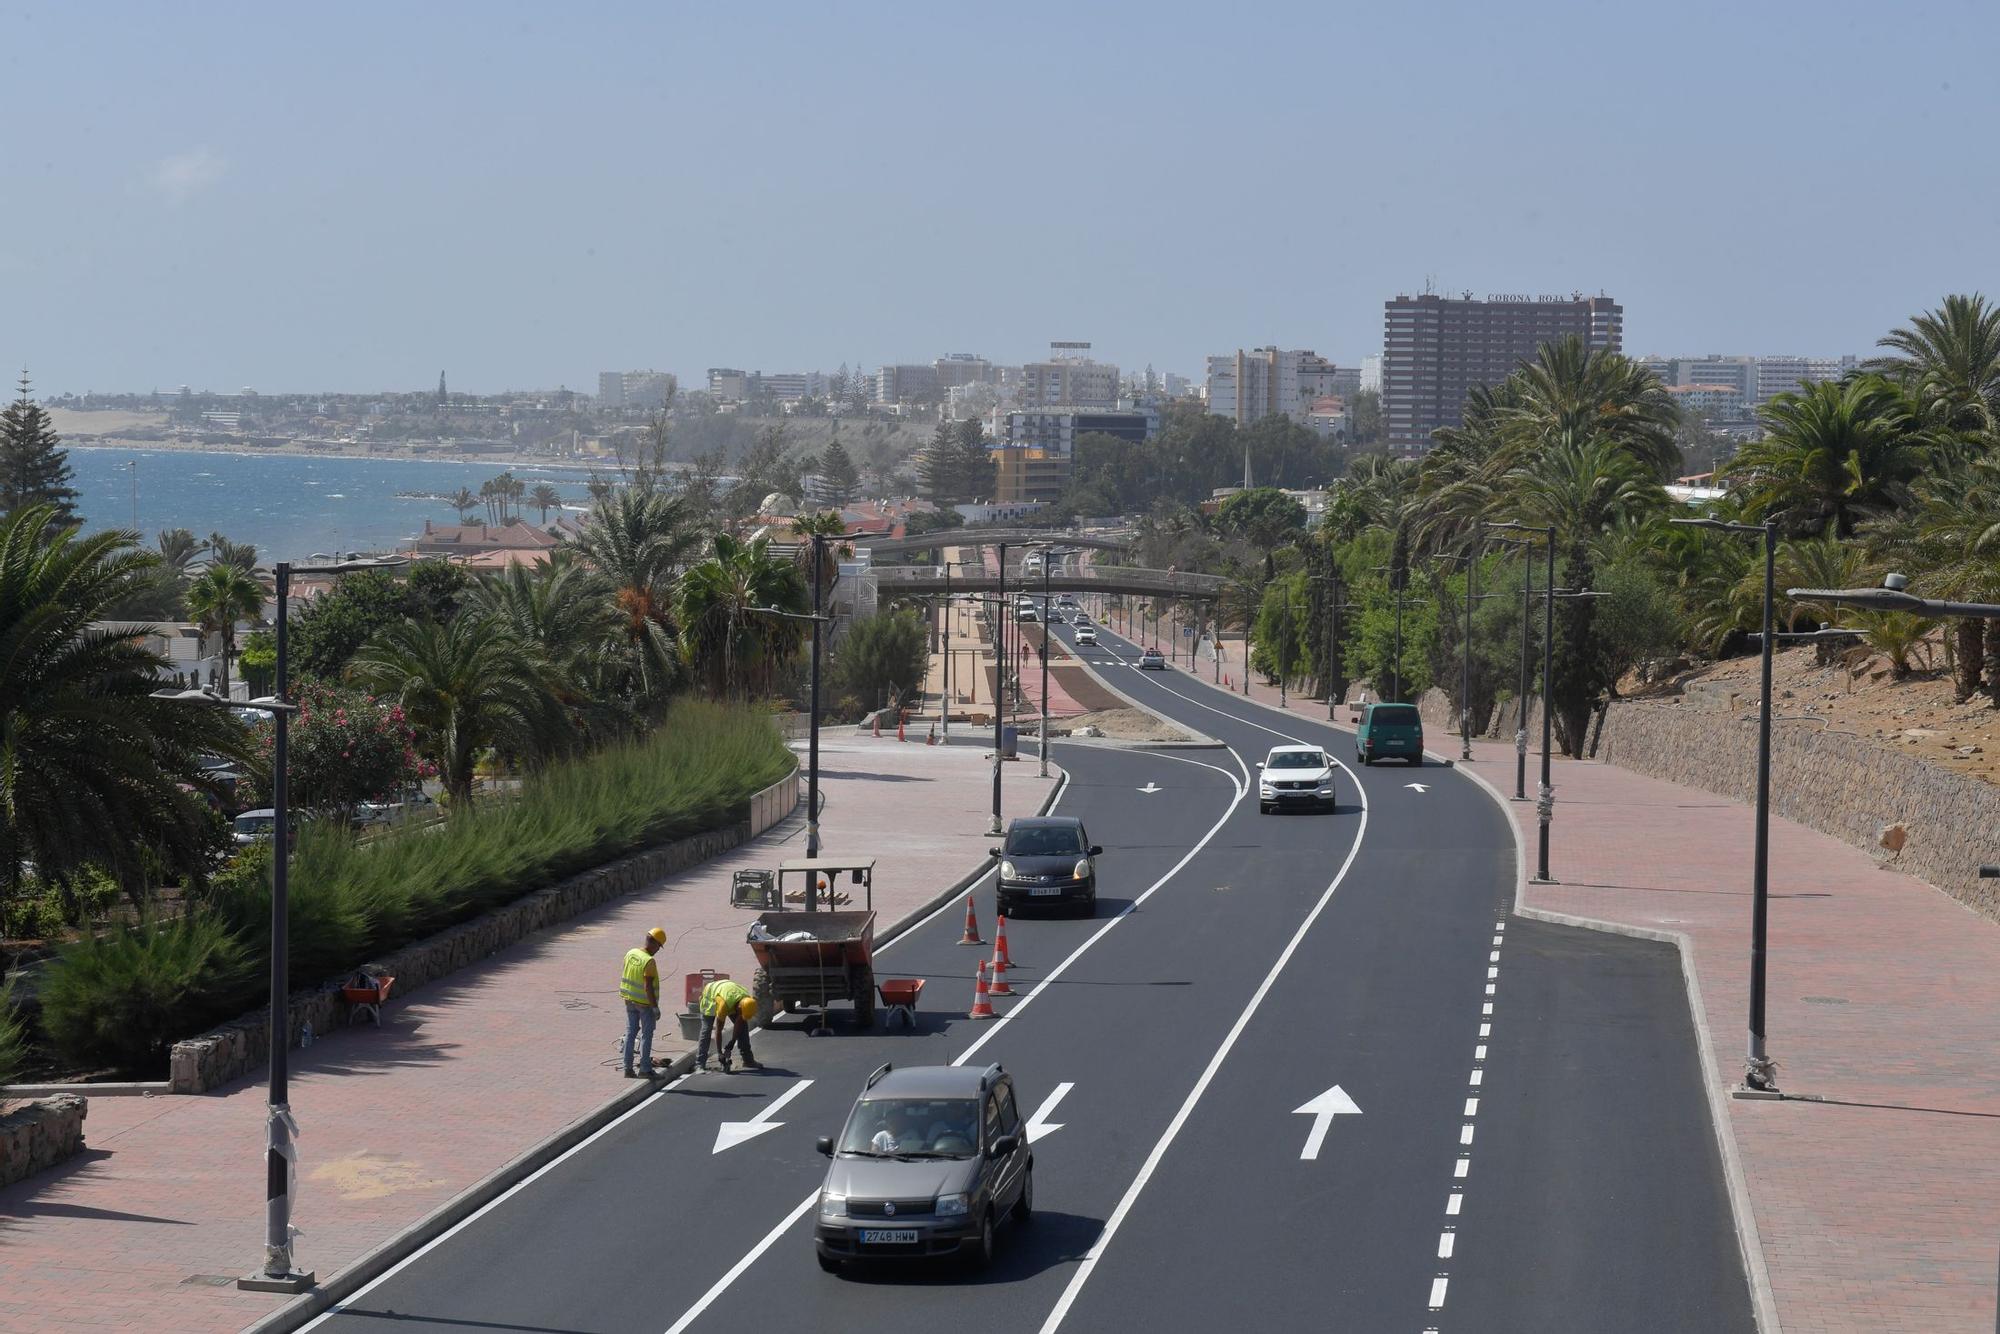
[677,535,809,698]
[0,505,246,922]
[204,533,259,575]
[529,483,563,525]
[347,613,546,805]
[478,478,500,525]
[156,528,206,574]
[183,562,267,701]
[1726,378,1924,537]
[466,555,629,746]
[1500,335,1681,480]
[448,486,479,524]
[572,488,706,710]
[789,510,850,610]
[1867,293,2000,436]
[1867,453,2000,702]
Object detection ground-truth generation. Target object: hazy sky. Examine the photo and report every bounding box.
[4,1,1996,395]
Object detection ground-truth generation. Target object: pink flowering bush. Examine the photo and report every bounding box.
[244,682,431,817]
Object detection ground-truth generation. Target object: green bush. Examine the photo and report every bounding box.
[833,611,930,711]
[38,914,251,1072]
[0,975,28,1087]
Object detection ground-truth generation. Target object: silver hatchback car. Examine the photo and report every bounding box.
[814,1063,1033,1272]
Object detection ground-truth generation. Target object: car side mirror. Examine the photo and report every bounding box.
[1088,845,1102,856]
[987,1134,1020,1160]
[1254,761,1265,769]
[988,847,1002,857]
[816,1136,834,1157]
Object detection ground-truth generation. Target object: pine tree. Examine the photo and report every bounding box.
[0,373,79,531]
[954,418,994,503]
[917,421,958,505]
[819,437,860,507]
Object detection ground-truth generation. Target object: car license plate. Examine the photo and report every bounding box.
[1030,885,1064,896]
[861,1229,919,1244]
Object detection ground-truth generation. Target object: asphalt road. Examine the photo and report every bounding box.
[307,604,1753,1334]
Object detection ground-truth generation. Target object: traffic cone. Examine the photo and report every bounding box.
[994,914,1018,970]
[927,725,937,746]
[968,961,996,1019]
[958,894,984,946]
[872,712,882,737]
[897,714,906,742]
[988,946,1014,996]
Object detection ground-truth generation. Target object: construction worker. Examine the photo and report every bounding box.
[620,928,666,1078]
[697,975,761,1073]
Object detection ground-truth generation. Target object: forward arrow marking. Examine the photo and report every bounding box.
[1293,1084,1362,1160]
[1405,783,1431,794]
[712,1078,813,1154]
[1025,1082,1074,1142]
[1138,783,1162,794]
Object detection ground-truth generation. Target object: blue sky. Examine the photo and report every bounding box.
[2,0,1995,394]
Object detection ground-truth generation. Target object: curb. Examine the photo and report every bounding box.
[1450,757,1781,1334]
[243,764,1069,1334]
[1056,624,1225,749]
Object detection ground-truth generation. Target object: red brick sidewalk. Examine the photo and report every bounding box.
[0,738,1057,1334]
[1139,597,2000,1333]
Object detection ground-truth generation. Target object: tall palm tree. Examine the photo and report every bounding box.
[347,613,546,804]
[1726,377,1924,537]
[572,488,706,710]
[204,533,259,575]
[676,535,809,698]
[478,478,501,525]
[1500,335,1682,480]
[529,483,564,525]
[1867,452,2000,702]
[466,555,629,746]
[1867,293,2000,437]
[183,562,267,701]
[789,510,850,610]
[156,528,206,574]
[448,486,479,524]
[0,505,246,918]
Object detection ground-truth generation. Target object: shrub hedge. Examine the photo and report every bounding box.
[38,700,793,1072]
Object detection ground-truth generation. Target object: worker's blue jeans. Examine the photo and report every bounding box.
[697,1015,755,1068]
[623,1003,657,1072]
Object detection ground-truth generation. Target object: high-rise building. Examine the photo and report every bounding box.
[1020,342,1119,409]
[706,368,749,400]
[1382,291,1623,450]
[933,354,996,389]
[874,364,941,403]
[1205,348,1355,429]
[1754,355,1859,406]
[1634,353,1860,416]
[750,371,826,402]
[598,370,677,411]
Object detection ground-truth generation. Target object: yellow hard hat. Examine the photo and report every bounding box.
[738,996,759,1021]
[646,927,667,946]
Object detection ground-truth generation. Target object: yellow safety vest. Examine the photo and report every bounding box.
[701,978,749,1019]
[620,948,656,1006]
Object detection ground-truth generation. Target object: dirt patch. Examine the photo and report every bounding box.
[1044,708,1192,743]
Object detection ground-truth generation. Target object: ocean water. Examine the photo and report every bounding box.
[66,448,612,563]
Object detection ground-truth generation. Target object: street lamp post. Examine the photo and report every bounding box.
[1028,544,1076,779]
[1485,524,1561,882]
[993,541,1008,837]
[1677,516,1782,1092]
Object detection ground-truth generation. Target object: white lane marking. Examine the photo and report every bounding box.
[1454,1158,1470,1179]
[1495,920,1505,931]
[1463,1097,1480,1117]
[1137,782,1162,794]
[1489,950,1501,962]
[1429,1276,1449,1308]
[1292,1084,1363,1160]
[1487,966,1498,979]
[1446,1192,1463,1216]
[1491,935,1503,947]
[1033,750,1371,1334]
[1485,983,1496,995]
[1475,1045,1487,1060]
[1469,1069,1483,1087]
[1438,1230,1456,1259]
[1479,1023,1490,1038]
[1025,1082,1073,1142]
[1460,1124,1475,1146]
[711,1079,814,1154]
[1405,782,1431,793]
[663,1191,819,1334]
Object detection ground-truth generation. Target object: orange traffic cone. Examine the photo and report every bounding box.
[872,712,882,737]
[994,914,1018,970]
[988,946,1014,996]
[968,961,996,1019]
[958,894,984,946]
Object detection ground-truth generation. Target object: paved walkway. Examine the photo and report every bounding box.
[1141,598,2000,1333]
[0,738,1057,1334]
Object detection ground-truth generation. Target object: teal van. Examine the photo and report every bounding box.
[1356,702,1424,765]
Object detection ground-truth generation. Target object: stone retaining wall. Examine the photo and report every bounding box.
[0,1094,85,1187]
[168,769,799,1096]
[1592,697,2000,923]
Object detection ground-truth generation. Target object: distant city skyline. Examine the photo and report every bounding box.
[3,2,1993,396]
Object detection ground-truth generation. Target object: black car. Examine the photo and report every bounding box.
[992,816,1101,916]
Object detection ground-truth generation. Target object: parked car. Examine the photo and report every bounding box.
[1075,626,1097,645]
[1257,745,1340,813]
[356,791,438,827]
[1356,701,1424,765]
[815,1062,1034,1273]
[1139,647,1167,670]
[993,815,1101,916]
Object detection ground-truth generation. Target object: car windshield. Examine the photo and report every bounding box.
[234,815,275,835]
[1007,825,1084,856]
[838,1097,981,1157]
[1372,705,1421,724]
[1267,751,1323,770]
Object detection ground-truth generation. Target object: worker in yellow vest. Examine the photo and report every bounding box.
[697,976,761,1073]
[620,928,666,1077]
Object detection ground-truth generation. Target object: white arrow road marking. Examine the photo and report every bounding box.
[1026,1082,1073,1142]
[1137,782,1162,794]
[1293,1084,1363,1160]
[1405,782,1431,793]
[711,1078,813,1154]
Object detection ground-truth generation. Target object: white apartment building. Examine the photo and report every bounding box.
[1206,348,1351,428]
[1639,354,1860,413]
[1019,349,1120,409]
[598,370,675,410]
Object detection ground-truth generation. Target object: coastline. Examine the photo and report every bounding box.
[67,438,620,471]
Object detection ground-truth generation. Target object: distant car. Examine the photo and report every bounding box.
[1138,647,1167,670]
[1016,606,1039,623]
[993,815,1101,916]
[1073,613,1092,627]
[1075,627,1097,645]
[356,791,437,827]
[1257,745,1340,813]
[815,1062,1034,1273]
[231,809,279,846]
[1058,595,1078,607]
[1356,702,1424,765]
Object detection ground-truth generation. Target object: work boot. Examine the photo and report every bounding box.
[719,1056,733,1074]
[623,1068,637,1078]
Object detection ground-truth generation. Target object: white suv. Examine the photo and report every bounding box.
[1256,745,1340,814]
